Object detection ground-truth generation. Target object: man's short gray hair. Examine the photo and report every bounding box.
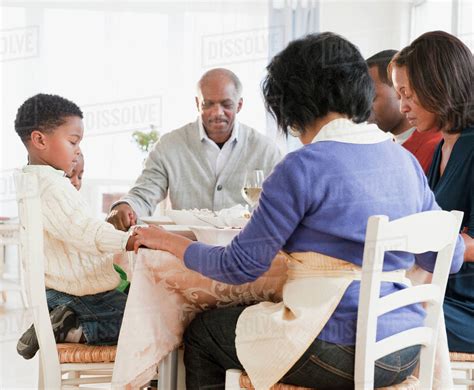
[197,68,243,97]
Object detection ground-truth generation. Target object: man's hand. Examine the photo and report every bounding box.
[106,203,137,231]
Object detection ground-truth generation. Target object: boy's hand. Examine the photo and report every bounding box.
[125,235,137,251]
[107,203,137,231]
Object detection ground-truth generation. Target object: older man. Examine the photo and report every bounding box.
[107,68,281,231]
[367,50,442,173]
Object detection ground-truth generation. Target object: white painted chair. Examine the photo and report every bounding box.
[15,171,116,389]
[0,222,28,307]
[225,210,463,390]
[355,210,463,389]
[451,352,474,389]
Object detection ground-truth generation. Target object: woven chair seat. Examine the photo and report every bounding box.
[450,352,474,362]
[239,374,312,390]
[56,343,116,364]
[239,373,419,390]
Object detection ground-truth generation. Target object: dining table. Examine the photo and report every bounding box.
[111,223,288,390]
[110,224,453,390]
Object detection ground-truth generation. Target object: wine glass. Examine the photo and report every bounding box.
[241,170,264,208]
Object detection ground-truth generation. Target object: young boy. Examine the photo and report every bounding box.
[15,93,136,359]
[67,151,84,191]
[67,152,130,294]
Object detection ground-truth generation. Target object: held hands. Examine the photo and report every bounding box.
[126,224,192,259]
[107,203,137,231]
[130,225,168,253]
[125,234,139,252]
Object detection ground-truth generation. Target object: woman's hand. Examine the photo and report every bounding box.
[132,225,167,252]
[461,229,474,262]
[132,225,193,259]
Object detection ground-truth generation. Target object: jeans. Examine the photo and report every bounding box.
[46,288,128,345]
[183,306,421,389]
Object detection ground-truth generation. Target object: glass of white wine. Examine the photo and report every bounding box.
[241,170,264,208]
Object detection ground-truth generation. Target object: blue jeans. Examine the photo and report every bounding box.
[46,288,127,345]
[183,306,421,389]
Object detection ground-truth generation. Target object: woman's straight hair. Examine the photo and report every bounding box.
[389,31,474,133]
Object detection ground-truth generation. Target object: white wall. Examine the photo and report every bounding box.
[320,0,411,58]
[0,1,274,216]
[412,0,473,50]
[1,0,470,218]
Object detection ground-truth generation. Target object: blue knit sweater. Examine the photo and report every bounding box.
[184,122,465,345]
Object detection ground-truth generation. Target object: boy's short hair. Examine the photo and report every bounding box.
[15,93,83,142]
[366,49,398,87]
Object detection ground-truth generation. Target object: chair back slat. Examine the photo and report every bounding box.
[376,284,440,316]
[374,327,433,361]
[370,210,460,253]
[14,172,61,388]
[355,210,463,390]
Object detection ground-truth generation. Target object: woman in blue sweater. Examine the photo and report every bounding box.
[133,33,465,389]
[390,31,474,354]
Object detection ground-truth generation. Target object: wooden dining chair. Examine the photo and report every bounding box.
[450,352,474,389]
[225,210,463,390]
[15,171,117,389]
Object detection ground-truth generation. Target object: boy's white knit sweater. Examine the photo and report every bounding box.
[23,165,129,296]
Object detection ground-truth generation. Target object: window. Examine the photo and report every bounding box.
[1,2,276,216]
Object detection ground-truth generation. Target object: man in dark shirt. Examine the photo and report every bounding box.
[367,50,442,173]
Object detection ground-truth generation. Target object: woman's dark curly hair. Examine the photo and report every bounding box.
[388,31,473,134]
[262,32,374,135]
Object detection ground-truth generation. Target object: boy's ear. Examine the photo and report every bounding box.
[30,130,48,150]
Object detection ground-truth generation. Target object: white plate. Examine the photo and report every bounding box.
[190,213,227,228]
[166,210,210,226]
[161,225,196,240]
[189,226,240,245]
[140,216,175,226]
[167,209,249,228]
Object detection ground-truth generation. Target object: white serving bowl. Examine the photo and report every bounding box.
[189,226,241,245]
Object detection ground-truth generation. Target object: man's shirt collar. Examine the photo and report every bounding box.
[198,117,239,145]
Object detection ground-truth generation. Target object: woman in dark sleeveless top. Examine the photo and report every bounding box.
[390,31,474,353]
